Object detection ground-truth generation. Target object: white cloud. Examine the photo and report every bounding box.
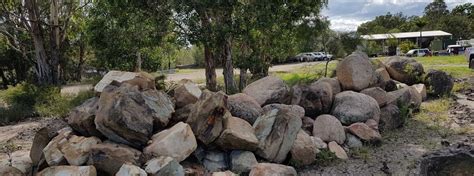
[322,0,473,31]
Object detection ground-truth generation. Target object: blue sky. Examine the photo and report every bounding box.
[322,0,473,31]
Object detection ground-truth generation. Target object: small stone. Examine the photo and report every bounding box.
[347,123,382,142]
[311,136,327,149]
[116,164,147,176]
[312,115,346,144]
[230,150,257,174]
[144,156,185,176]
[345,133,363,149]
[249,163,297,176]
[328,141,348,160]
[37,166,97,176]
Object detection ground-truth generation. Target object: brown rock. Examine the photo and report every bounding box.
[312,115,346,144]
[60,135,101,166]
[42,127,73,166]
[365,119,379,131]
[387,86,422,109]
[94,71,155,93]
[174,79,202,108]
[290,130,319,165]
[361,87,388,107]
[67,97,103,137]
[302,117,314,135]
[249,163,297,176]
[37,166,97,176]
[331,91,381,125]
[328,141,348,160]
[243,76,290,106]
[227,93,263,124]
[0,166,23,176]
[347,123,382,142]
[412,84,427,100]
[88,142,142,175]
[216,116,259,151]
[290,81,333,117]
[317,77,341,95]
[336,52,377,91]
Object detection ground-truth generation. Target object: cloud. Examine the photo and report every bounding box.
[322,0,471,31]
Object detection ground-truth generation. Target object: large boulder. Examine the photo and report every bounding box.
[37,166,97,176]
[42,127,73,166]
[230,150,257,174]
[347,123,382,142]
[170,103,194,125]
[253,104,303,163]
[290,81,333,117]
[94,71,155,93]
[379,104,403,132]
[317,77,341,95]
[60,135,101,166]
[290,130,319,166]
[216,116,259,151]
[116,164,147,176]
[331,91,381,125]
[174,79,202,108]
[312,115,346,144]
[375,67,391,88]
[88,143,142,175]
[243,76,290,106]
[144,156,185,176]
[328,141,348,160]
[0,166,23,176]
[386,86,422,109]
[0,150,31,174]
[143,122,197,162]
[336,52,377,91]
[227,93,263,124]
[249,163,297,176]
[67,97,103,137]
[186,91,229,145]
[95,83,174,148]
[360,87,389,107]
[424,70,454,97]
[384,57,424,85]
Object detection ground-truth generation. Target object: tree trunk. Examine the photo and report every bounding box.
[76,41,85,81]
[25,0,52,85]
[135,51,142,72]
[204,45,217,91]
[239,68,247,91]
[222,36,236,94]
[49,0,61,84]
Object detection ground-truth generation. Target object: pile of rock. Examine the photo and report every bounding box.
[8,52,455,176]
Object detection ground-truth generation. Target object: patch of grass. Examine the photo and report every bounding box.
[413,97,454,137]
[350,146,371,161]
[315,149,339,166]
[424,65,473,79]
[275,72,320,86]
[452,81,470,93]
[273,61,339,86]
[415,56,466,65]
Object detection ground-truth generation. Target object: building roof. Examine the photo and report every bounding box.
[361,30,452,40]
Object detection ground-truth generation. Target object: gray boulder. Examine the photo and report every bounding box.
[37,166,97,176]
[67,97,103,137]
[344,133,363,149]
[202,150,228,172]
[312,115,346,144]
[360,87,388,107]
[290,130,319,166]
[424,69,454,97]
[144,156,185,176]
[116,164,147,176]
[230,150,258,174]
[379,104,403,132]
[243,76,290,106]
[174,79,202,108]
[331,91,381,125]
[216,116,259,151]
[384,56,424,85]
[227,93,263,124]
[387,86,422,109]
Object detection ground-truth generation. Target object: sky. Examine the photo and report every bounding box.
[322,0,473,31]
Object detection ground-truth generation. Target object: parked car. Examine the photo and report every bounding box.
[296,52,317,62]
[465,47,474,69]
[310,52,325,61]
[447,45,465,55]
[406,48,432,57]
[321,52,333,60]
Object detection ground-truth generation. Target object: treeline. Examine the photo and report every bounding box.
[357,0,474,40]
[2,0,364,94]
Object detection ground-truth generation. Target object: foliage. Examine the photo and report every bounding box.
[399,41,417,53]
[316,149,339,165]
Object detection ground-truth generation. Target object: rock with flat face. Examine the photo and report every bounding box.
[312,115,346,144]
[317,77,341,95]
[249,163,297,176]
[386,86,422,109]
[37,166,97,176]
[230,150,257,174]
[95,83,174,148]
[336,52,377,91]
[94,71,155,93]
[216,116,259,151]
[88,143,142,175]
[253,105,303,163]
[186,91,229,145]
[361,87,388,107]
[290,81,333,117]
[144,156,185,176]
[379,104,403,132]
[43,127,73,166]
[243,76,290,106]
[143,122,197,162]
[384,56,424,85]
[60,135,101,166]
[116,164,147,176]
[424,69,454,97]
[170,103,194,125]
[227,93,263,124]
[328,141,348,160]
[290,130,319,166]
[347,123,382,142]
[67,97,103,137]
[331,91,381,125]
[174,79,202,108]
[412,84,427,100]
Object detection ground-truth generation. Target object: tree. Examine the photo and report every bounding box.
[414,18,427,48]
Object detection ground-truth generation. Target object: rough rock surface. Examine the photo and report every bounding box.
[331,91,381,125]
[424,69,454,97]
[60,135,101,166]
[230,150,258,174]
[116,164,147,176]
[361,87,388,107]
[43,127,73,166]
[412,84,427,100]
[88,143,142,175]
[290,81,333,117]
[0,150,31,174]
[216,116,259,151]
[302,117,314,135]
[336,52,377,91]
[37,166,97,176]
[144,156,185,176]
[243,76,290,106]
[94,71,155,93]
[202,150,228,172]
[311,136,328,149]
[328,141,348,160]
[186,91,229,145]
[347,123,382,142]
[312,115,346,144]
[253,104,303,163]
[0,166,23,176]
[290,130,319,165]
[143,122,197,162]
[387,86,422,109]
[317,77,341,95]
[227,93,263,124]
[249,163,297,176]
[384,56,424,85]
[95,83,174,148]
[67,97,103,137]
[345,133,363,149]
[379,104,403,132]
[375,67,391,88]
[174,79,202,108]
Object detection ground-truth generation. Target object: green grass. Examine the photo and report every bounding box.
[415,55,466,65]
[273,61,339,86]
[424,65,473,78]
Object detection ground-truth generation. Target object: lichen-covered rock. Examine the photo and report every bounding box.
[331,91,381,125]
[312,115,346,144]
[216,116,259,151]
[424,70,454,97]
[384,56,424,85]
[243,76,290,106]
[227,93,263,124]
[336,52,377,91]
[290,130,319,165]
[249,163,297,176]
[253,104,303,163]
[186,91,229,145]
[88,143,142,175]
[143,122,197,162]
[379,104,403,132]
